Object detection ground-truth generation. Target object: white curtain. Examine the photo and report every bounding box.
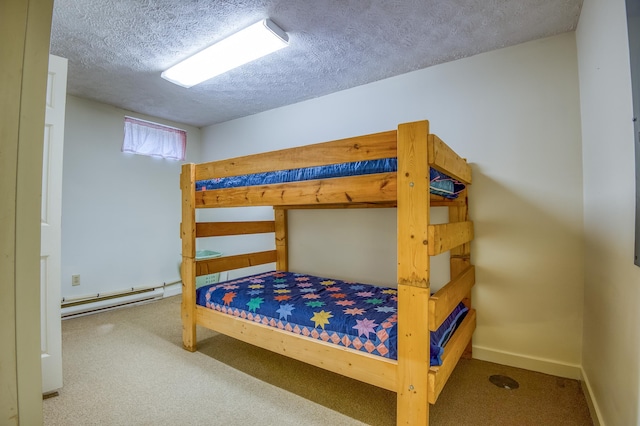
[122,116,186,160]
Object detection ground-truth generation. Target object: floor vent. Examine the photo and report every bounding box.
[489,375,520,390]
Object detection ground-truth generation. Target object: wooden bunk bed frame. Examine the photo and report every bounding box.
[180,120,475,425]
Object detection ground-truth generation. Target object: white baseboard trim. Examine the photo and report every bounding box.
[580,367,604,426]
[163,281,183,298]
[472,345,582,380]
[61,288,164,318]
[61,278,185,318]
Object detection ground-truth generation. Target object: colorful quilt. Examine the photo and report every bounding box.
[195,158,465,199]
[195,271,468,366]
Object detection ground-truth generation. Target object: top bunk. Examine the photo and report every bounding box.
[183,120,472,209]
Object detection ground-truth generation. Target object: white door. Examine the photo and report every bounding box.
[41,54,67,394]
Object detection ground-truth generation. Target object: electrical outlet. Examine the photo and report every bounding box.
[71,274,80,286]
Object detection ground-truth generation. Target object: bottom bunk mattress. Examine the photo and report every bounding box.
[195,271,467,366]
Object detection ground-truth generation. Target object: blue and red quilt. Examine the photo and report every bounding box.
[195,271,468,366]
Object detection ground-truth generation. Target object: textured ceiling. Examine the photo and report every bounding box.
[50,0,583,128]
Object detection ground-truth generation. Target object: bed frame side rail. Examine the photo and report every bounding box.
[194,130,398,181]
[194,305,398,391]
[196,172,397,208]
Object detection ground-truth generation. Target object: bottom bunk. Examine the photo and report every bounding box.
[191,270,476,404]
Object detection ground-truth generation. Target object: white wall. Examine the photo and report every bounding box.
[61,96,202,299]
[201,33,585,378]
[576,0,639,424]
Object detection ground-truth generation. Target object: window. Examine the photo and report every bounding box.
[122,116,186,160]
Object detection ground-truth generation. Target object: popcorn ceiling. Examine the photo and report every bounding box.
[50,0,583,127]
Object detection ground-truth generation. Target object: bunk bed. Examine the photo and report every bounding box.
[180,120,475,425]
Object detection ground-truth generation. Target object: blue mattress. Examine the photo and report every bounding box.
[196,158,465,199]
[196,271,468,366]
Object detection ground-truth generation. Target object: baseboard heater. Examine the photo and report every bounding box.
[60,283,178,319]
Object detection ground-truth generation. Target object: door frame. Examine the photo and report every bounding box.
[0,0,54,424]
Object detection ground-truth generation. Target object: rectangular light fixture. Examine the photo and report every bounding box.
[161,18,289,88]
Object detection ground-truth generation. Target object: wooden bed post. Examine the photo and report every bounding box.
[449,188,473,359]
[397,121,431,426]
[180,163,197,352]
[274,207,288,271]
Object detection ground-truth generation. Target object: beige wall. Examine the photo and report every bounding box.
[0,0,53,424]
[202,32,585,379]
[576,0,639,424]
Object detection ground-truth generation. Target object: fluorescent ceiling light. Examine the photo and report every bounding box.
[161,18,289,88]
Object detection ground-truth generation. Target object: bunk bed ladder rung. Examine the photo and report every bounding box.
[428,265,475,331]
[195,250,277,276]
[195,220,275,237]
[427,221,474,256]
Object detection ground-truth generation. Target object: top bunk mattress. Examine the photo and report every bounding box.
[196,158,465,199]
[195,271,468,366]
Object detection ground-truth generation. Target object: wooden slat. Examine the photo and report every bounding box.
[429,195,464,207]
[427,134,472,184]
[196,173,397,208]
[427,221,474,256]
[195,130,397,181]
[274,208,288,271]
[278,201,397,209]
[429,266,475,331]
[428,309,476,404]
[449,189,470,258]
[196,221,275,237]
[194,183,464,209]
[180,163,197,351]
[450,256,472,275]
[195,305,398,391]
[268,194,459,210]
[196,250,277,275]
[397,120,431,426]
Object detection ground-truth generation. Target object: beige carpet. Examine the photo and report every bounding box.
[43,296,593,425]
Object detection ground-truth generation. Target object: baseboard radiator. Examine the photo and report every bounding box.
[61,281,181,319]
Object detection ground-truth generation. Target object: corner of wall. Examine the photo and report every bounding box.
[580,367,605,426]
[473,345,582,380]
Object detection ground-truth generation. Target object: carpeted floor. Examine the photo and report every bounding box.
[43,296,593,425]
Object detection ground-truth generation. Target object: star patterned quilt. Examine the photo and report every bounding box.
[196,271,468,366]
